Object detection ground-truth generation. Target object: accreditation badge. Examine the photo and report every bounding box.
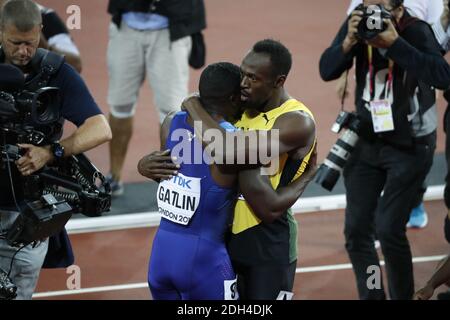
[157,173,201,225]
[370,100,394,133]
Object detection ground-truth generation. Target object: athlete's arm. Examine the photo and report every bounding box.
[414,255,450,300]
[137,112,180,182]
[183,96,315,166]
[238,145,318,224]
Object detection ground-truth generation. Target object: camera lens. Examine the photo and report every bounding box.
[315,164,341,191]
[316,128,360,191]
[32,87,60,124]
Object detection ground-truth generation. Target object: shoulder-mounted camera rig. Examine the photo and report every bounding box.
[0,62,111,248]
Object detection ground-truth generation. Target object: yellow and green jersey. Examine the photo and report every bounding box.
[228,98,315,265]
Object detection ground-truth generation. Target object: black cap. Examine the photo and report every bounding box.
[0,64,25,92]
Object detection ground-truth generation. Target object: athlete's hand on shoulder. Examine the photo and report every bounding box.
[137,149,180,181]
[181,92,200,112]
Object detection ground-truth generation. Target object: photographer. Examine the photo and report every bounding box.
[0,0,111,299]
[320,0,450,300]
[339,0,444,230]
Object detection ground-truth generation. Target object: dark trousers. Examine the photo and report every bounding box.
[444,105,450,243]
[444,106,450,209]
[343,135,435,300]
[233,260,297,300]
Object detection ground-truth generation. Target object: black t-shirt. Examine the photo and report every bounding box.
[40,5,69,40]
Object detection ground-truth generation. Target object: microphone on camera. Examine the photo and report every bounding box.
[0,64,25,92]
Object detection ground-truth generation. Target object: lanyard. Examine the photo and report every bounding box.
[368,46,394,99]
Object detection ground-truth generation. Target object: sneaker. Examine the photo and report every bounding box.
[105,174,124,197]
[406,203,428,229]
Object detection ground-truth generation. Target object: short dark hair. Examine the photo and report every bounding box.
[252,39,292,77]
[390,0,404,9]
[0,0,42,32]
[199,62,241,101]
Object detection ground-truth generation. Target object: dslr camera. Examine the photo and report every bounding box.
[315,111,361,191]
[355,4,392,40]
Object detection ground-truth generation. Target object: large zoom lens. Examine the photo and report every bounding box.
[15,87,60,125]
[315,129,359,191]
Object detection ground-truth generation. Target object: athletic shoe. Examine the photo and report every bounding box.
[406,203,428,229]
[105,174,124,197]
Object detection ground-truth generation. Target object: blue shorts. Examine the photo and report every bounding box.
[148,228,238,300]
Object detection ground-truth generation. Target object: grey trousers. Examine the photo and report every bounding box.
[0,211,48,300]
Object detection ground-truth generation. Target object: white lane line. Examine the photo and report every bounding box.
[33,254,447,298]
[33,283,149,298]
[66,185,445,234]
[296,255,447,273]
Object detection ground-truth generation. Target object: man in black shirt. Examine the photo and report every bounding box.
[320,0,450,299]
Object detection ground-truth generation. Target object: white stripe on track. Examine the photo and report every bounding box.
[33,254,447,298]
[295,255,447,273]
[66,185,445,234]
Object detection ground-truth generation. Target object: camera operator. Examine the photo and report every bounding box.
[0,0,111,299]
[0,0,82,73]
[320,0,450,300]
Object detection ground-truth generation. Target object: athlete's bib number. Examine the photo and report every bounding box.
[157,173,201,225]
[224,278,239,300]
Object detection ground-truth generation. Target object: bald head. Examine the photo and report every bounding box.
[0,0,42,32]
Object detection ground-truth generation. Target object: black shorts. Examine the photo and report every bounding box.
[232,260,297,300]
